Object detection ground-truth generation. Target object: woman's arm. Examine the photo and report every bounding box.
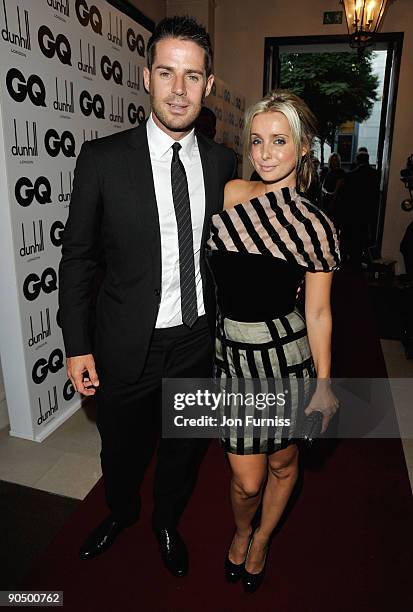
[304,271,333,378]
[304,271,338,432]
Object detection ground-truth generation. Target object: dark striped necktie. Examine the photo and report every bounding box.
[171,141,198,328]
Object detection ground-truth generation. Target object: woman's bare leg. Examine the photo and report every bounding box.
[226,453,267,564]
[245,444,299,573]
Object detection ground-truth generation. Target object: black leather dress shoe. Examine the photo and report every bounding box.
[154,527,188,577]
[79,515,134,560]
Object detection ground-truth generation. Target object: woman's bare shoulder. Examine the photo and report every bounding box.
[224,179,256,209]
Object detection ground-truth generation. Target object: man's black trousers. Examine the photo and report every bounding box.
[95,316,212,528]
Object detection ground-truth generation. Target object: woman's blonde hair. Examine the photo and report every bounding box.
[243,89,318,192]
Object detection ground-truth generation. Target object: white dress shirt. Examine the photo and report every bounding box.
[146,112,206,328]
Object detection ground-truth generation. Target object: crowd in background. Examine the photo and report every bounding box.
[308,148,380,271]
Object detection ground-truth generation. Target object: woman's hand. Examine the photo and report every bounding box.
[305,380,339,434]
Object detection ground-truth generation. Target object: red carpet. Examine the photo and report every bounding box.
[22,270,413,611]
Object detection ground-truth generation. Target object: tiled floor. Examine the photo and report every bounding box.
[0,340,412,499]
[0,401,101,499]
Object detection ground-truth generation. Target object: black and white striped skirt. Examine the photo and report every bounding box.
[214,308,316,455]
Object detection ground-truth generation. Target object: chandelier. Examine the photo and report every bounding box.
[340,1,394,51]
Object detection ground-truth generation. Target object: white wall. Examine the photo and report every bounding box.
[0,356,7,429]
[379,0,413,270]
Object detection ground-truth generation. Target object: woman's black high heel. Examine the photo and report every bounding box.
[242,533,268,593]
[224,529,253,583]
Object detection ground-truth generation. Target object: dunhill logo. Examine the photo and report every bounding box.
[6,68,46,107]
[38,24,71,65]
[63,378,75,401]
[37,386,58,425]
[58,170,72,203]
[127,62,140,91]
[82,129,98,142]
[110,95,123,123]
[20,219,44,257]
[23,267,58,301]
[47,0,69,17]
[108,11,122,46]
[28,307,51,348]
[32,348,64,384]
[75,0,102,35]
[101,55,122,84]
[15,176,52,207]
[45,129,75,158]
[78,39,96,75]
[128,102,145,125]
[54,77,74,113]
[11,119,38,157]
[50,219,65,247]
[126,27,144,56]
[1,0,31,50]
[79,89,104,118]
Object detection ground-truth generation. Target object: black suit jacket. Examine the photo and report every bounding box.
[58,120,237,383]
[337,164,380,230]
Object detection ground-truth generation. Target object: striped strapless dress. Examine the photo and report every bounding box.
[206,185,340,455]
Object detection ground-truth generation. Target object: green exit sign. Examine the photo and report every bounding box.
[323,11,343,24]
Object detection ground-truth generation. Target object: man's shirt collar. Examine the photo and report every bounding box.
[147,112,196,160]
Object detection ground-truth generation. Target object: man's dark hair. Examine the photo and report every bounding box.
[146,15,213,78]
[356,151,370,165]
[198,105,216,125]
[195,106,217,140]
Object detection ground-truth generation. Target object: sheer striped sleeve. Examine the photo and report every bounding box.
[291,198,341,272]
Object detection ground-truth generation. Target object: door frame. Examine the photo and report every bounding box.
[263,32,404,253]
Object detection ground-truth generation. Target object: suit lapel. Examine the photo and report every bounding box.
[124,121,161,277]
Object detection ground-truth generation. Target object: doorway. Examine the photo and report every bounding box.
[263,33,403,253]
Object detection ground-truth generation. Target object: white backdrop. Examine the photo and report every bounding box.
[0,0,152,441]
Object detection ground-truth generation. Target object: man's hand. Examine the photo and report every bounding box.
[67,354,100,396]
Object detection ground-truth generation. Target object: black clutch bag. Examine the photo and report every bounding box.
[301,410,323,444]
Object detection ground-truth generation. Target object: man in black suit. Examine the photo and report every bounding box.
[58,16,237,576]
[336,151,380,270]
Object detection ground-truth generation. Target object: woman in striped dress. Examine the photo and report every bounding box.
[206,90,340,592]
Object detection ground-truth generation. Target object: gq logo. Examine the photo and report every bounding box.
[15,177,52,207]
[45,129,75,158]
[101,56,123,85]
[63,378,76,401]
[75,0,102,35]
[79,90,105,118]
[128,103,145,125]
[32,348,64,384]
[126,28,145,56]
[23,268,58,302]
[38,25,71,65]
[50,220,65,247]
[6,68,46,107]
